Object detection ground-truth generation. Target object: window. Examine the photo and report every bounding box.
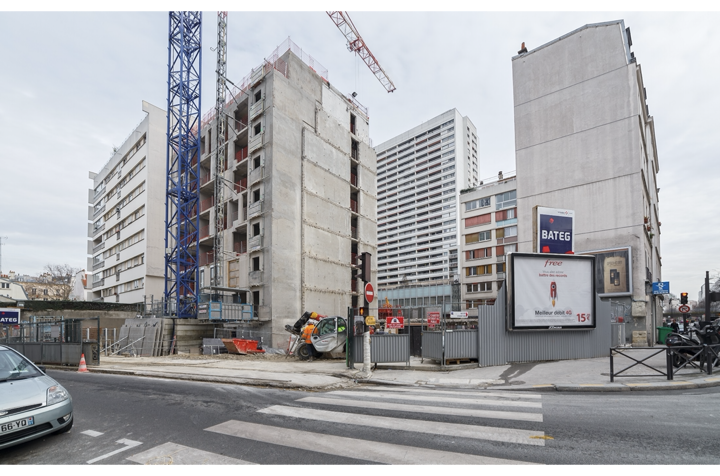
[466,282,492,293]
[350,114,356,135]
[466,247,492,260]
[252,223,261,236]
[466,264,493,276]
[254,90,262,103]
[252,257,260,271]
[496,190,517,210]
[465,214,491,228]
[253,156,261,169]
[254,123,262,135]
[351,139,359,160]
[466,197,491,212]
[253,189,261,203]
[495,208,516,221]
[315,319,337,336]
[252,290,260,307]
[464,230,491,244]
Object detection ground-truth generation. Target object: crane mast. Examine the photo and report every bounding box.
[213,11,228,290]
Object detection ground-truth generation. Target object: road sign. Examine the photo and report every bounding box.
[364,283,375,303]
[450,311,468,319]
[652,282,670,295]
[678,304,691,314]
[386,315,404,329]
[427,311,440,328]
[365,315,377,326]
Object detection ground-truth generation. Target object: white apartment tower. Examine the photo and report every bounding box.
[87,101,167,303]
[375,109,478,287]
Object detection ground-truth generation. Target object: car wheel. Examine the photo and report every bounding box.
[55,417,73,434]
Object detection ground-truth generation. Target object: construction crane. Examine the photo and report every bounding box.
[213,11,228,291]
[326,11,396,93]
[163,11,202,318]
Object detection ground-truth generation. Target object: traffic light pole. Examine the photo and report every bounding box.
[706,271,711,323]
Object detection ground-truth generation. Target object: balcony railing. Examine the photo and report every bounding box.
[201,172,212,186]
[200,197,214,213]
[497,255,506,263]
[250,99,264,120]
[92,278,105,289]
[249,234,263,251]
[92,260,105,271]
[199,251,215,266]
[249,132,263,152]
[93,224,105,236]
[249,165,263,184]
[92,241,105,253]
[249,270,263,286]
[248,200,263,218]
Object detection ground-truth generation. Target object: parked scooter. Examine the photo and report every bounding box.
[666,319,720,369]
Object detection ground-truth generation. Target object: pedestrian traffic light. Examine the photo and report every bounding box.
[680,292,688,305]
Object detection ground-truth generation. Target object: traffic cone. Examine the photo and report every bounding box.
[78,353,89,373]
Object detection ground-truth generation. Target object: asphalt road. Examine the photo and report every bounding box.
[2,370,720,465]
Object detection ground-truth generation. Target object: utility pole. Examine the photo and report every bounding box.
[213,11,228,291]
[0,236,7,275]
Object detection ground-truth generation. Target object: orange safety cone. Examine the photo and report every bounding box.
[78,353,89,373]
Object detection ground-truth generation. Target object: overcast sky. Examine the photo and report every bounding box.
[1,6,718,298]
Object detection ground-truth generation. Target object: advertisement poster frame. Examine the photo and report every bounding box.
[576,247,632,297]
[535,206,575,254]
[507,252,596,331]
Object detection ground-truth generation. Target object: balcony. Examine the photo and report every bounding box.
[249,270,263,286]
[235,177,247,193]
[234,241,247,254]
[250,99,264,120]
[92,260,105,272]
[92,241,105,253]
[200,225,210,240]
[200,172,212,187]
[496,272,506,280]
[248,200,263,219]
[249,165,263,185]
[200,197,214,213]
[235,147,248,163]
[249,234,263,251]
[497,255,506,263]
[199,250,214,266]
[93,204,106,219]
[92,278,105,289]
[497,236,517,245]
[249,132,263,153]
[93,224,105,237]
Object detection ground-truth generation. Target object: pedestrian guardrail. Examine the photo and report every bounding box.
[610,344,720,382]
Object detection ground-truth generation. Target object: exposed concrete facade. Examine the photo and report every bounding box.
[87,101,167,304]
[512,21,662,345]
[198,47,377,347]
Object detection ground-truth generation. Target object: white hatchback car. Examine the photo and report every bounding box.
[0,345,73,450]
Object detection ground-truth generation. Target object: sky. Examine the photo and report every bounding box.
[1,4,718,299]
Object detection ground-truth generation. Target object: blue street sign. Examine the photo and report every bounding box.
[652,282,670,295]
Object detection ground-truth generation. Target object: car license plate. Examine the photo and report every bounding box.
[0,417,34,434]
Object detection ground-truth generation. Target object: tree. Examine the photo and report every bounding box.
[43,264,80,300]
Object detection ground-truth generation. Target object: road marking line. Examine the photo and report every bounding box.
[626,383,651,387]
[324,390,542,408]
[579,384,604,387]
[297,396,543,422]
[127,442,254,465]
[359,386,542,399]
[259,405,545,446]
[532,384,554,388]
[81,430,104,437]
[206,420,537,465]
[87,439,142,464]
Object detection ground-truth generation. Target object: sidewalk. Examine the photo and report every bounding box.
[54,350,720,392]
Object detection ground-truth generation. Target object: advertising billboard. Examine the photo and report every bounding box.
[577,247,632,297]
[507,253,595,330]
[0,308,20,325]
[535,207,575,254]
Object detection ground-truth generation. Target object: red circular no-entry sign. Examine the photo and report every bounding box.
[364,282,375,303]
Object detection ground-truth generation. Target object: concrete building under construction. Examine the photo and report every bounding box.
[196,40,377,346]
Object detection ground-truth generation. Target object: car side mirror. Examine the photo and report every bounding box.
[37,365,46,373]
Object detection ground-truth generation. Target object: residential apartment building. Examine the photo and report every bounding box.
[459,175,517,307]
[512,21,661,344]
[195,40,377,346]
[374,109,479,288]
[87,101,167,303]
[0,275,28,303]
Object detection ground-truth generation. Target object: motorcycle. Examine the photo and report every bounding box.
[666,319,720,369]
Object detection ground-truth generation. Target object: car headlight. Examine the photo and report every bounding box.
[47,385,69,406]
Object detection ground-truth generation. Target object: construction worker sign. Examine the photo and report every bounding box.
[386,315,404,329]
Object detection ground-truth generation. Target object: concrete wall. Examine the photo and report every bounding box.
[512,21,662,345]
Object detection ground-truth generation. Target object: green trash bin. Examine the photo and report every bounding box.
[657,326,673,345]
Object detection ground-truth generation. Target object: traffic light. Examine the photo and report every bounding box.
[352,252,372,283]
[680,292,688,305]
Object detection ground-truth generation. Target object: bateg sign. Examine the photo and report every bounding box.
[535,206,575,254]
[0,308,20,325]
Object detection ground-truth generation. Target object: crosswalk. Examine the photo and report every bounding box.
[123,386,547,465]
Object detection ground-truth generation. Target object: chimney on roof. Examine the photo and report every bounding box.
[498,171,504,180]
[518,42,528,54]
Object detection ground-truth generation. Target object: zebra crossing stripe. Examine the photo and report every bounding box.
[259,405,546,446]
[127,442,254,465]
[297,396,543,422]
[324,390,542,408]
[206,420,537,465]
[359,386,543,399]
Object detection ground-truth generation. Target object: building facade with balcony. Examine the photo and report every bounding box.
[196,42,377,346]
[374,109,479,291]
[458,176,517,308]
[512,21,662,345]
[87,101,166,303]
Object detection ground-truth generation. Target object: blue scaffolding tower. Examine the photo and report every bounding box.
[164,12,202,318]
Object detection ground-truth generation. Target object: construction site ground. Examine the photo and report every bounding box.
[46,350,720,393]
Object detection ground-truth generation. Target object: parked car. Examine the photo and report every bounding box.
[0,345,73,450]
